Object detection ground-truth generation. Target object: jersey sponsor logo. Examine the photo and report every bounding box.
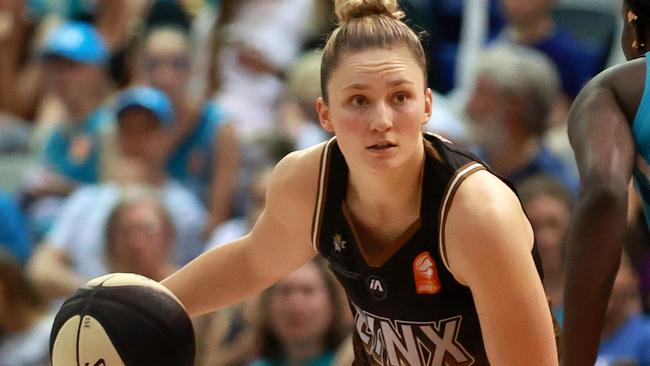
[368,276,387,300]
[413,252,441,295]
[353,303,475,366]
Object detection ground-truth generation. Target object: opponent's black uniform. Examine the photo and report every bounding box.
[312,133,547,366]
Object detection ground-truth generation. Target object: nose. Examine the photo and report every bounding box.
[369,102,393,132]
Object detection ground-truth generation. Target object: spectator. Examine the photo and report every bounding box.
[464,44,577,192]
[104,187,178,281]
[28,86,205,300]
[278,50,330,151]
[0,250,53,366]
[20,21,114,237]
[0,189,32,264]
[211,0,317,140]
[518,174,574,325]
[498,0,595,100]
[133,25,240,233]
[596,255,650,366]
[206,167,271,250]
[250,258,350,366]
[36,21,112,186]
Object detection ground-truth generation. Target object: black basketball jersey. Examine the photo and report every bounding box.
[312,133,546,366]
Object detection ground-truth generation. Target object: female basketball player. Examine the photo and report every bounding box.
[562,1,650,365]
[163,0,558,363]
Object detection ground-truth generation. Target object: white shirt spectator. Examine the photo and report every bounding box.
[48,181,205,279]
[214,0,316,140]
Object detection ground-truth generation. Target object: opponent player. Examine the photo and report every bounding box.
[562,0,650,365]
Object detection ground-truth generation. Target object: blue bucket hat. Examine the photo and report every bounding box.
[42,22,108,65]
[115,86,174,126]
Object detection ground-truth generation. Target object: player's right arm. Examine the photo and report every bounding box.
[561,61,642,366]
[162,144,323,317]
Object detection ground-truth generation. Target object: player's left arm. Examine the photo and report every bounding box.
[445,170,558,366]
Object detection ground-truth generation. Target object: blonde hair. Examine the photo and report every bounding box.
[321,0,426,102]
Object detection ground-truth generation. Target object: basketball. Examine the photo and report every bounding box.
[49,273,195,366]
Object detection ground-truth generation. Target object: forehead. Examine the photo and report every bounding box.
[329,47,425,89]
[144,29,188,55]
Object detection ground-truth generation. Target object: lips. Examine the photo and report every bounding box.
[368,141,396,150]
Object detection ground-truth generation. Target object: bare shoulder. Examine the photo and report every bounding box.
[264,141,329,222]
[268,142,327,197]
[579,58,646,121]
[444,170,534,284]
[449,170,526,222]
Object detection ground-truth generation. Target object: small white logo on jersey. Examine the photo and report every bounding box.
[368,276,387,300]
[370,279,384,292]
[333,233,347,252]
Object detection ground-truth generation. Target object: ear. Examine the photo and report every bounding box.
[316,97,335,133]
[423,88,433,124]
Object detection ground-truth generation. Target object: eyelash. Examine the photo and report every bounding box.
[349,92,410,106]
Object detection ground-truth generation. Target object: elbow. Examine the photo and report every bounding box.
[579,178,628,213]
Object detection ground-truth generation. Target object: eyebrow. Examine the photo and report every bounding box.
[387,79,413,87]
[342,79,414,91]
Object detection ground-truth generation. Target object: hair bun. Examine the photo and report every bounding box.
[335,0,405,23]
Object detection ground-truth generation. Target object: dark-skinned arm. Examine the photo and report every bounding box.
[561,66,638,366]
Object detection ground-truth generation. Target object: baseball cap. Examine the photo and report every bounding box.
[115,86,174,126]
[42,22,108,65]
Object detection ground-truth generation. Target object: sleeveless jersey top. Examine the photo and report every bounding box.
[312,133,545,366]
[632,55,650,229]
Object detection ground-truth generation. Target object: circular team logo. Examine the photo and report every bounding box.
[367,276,387,300]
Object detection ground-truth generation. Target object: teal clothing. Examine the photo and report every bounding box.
[250,351,335,366]
[27,0,94,20]
[632,54,650,230]
[553,305,564,328]
[42,106,113,184]
[167,102,225,202]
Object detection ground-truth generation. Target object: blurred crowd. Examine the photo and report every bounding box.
[0,0,648,365]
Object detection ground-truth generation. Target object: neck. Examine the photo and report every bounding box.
[508,15,554,44]
[68,98,100,124]
[484,136,539,178]
[284,338,325,364]
[347,147,424,216]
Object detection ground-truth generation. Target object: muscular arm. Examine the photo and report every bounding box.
[162,146,321,316]
[561,68,637,366]
[446,170,558,365]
